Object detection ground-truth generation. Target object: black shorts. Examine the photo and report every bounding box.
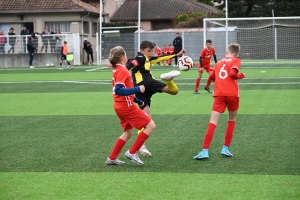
[61,54,66,60]
[135,79,166,109]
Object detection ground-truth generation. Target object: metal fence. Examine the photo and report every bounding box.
[0,33,80,66]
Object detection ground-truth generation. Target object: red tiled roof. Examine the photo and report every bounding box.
[0,0,99,13]
[111,0,219,21]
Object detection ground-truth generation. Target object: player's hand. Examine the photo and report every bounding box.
[177,49,186,57]
[139,85,145,93]
[139,101,144,107]
[131,59,139,67]
[241,73,246,78]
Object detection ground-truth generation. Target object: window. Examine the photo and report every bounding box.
[83,21,89,34]
[93,22,99,34]
[45,22,71,33]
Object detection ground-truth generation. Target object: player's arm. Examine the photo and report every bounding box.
[209,69,215,81]
[134,96,144,107]
[114,84,141,96]
[150,54,176,64]
[213,54,217,64]
[199,56,203,68]
[126,58,139,70]
[230,68,245,79]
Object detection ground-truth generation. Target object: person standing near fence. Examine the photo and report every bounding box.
[20,26,29,53]
[83,38,94,65]
[31,30,39,53]
[55,30,62,53]
[50,28,56,53]
[8,28,16,54]
[40,28,49,53]
[172,32,182,67]
[0,30,6,54]
[27,36,38,68]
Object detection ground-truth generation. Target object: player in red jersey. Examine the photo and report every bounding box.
[194,39,217,94]
[193,43,246,160]
[161,44,168,66]
[168,44,174,65]
[105,46,156,166]
[154,43,162,65]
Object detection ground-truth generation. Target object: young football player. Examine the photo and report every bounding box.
[161,44,168,66]
[194,39,217,94]
[105,46,156,166]
[193,43,246,160]
[59,41,73,70]
[168,44,174,65]
[126,40,185,156]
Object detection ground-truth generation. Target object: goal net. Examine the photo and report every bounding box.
[203,17,300,61]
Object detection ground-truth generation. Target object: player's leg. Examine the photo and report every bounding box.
[194,97,225,160]
[134,91,153,157]
[125,107,156,165]
[160,70,181,94]
[59,55,64,70]
[90,52,94,64]
[204,66,212,93]
[105,128,132,165]
[105,110,133,165]
[194,68,203,94]
[221,97,239,157]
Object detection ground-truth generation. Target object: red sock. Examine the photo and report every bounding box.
[206,77,212,88]
[129,131,149,154]
[195,78,200,91]
[203,123,217,149]
[224,121,236,147]
[109,138,126,160]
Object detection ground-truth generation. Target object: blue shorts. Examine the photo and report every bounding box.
[61,54,66,60]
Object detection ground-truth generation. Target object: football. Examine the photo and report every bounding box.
[178,56,193,71]
[50,64,55,67]
[46,63,50,67]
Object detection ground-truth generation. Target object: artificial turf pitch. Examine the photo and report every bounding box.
[0,62,299,199]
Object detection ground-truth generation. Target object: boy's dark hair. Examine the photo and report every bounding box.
[64,41,67,44]
[140,40,155,50]
[206,39,212,44]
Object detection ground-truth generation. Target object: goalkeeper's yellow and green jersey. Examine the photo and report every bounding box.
[130,52,177,84]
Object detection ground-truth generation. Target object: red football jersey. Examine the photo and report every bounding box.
[162,47,168,55]
[212,56,241,97]
[154,47,162,56]
[169,46,174,54]
[200,47,216,65]
[112,64,135,108]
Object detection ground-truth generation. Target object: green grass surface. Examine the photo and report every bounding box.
[0,64,300,199]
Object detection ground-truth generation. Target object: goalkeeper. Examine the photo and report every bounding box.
[126,40,185,157]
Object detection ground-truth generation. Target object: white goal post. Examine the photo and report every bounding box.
[203,17,300,61]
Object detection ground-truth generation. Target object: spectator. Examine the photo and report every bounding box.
[27,36,38,68]
[50,28,56,53]
[83,38,94,65]
[31,30,39,53]
[0,30,6,54]
[40,28,49,53]
[55,30,62,53]
[20,26,29,53]
[8,27,16,54]
[172,32,183,67]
